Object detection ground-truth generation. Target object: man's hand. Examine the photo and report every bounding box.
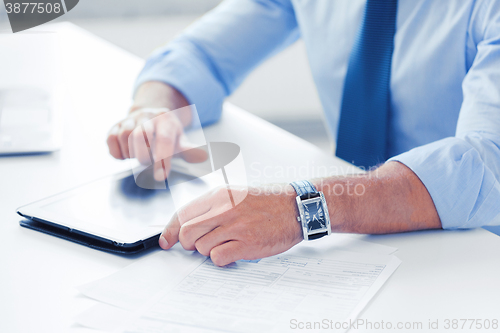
[159,185,303,267]
[106,82,207,180]
[157,162,441,267]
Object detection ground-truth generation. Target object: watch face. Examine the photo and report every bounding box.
[303,199,326,232]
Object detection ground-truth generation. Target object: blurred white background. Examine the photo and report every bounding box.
[0,0,331,152]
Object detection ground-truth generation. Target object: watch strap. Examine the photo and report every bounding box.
[290,180,319,199]
[308,231,329,240]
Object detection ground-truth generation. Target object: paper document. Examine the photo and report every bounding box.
[76,235,400,333]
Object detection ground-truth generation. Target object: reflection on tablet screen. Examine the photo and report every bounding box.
[41,174,176,235]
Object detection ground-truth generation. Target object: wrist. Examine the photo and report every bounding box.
[131,81,191,127]
[254,184,303,244]
[284,184,305,243]
[310,178,351,233]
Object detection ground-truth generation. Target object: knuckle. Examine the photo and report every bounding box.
[194,239,210,257]
[128,108,143,117]
[136,113,153,123]
[118,130,131,144]
[214,186,229,198]
[178,224,189,242]
[179,240,195,251]
[178,225,195,251]
[160,110,177,122]
[132,128,145,141]
[144,107,169,117]
[210,250,225,266]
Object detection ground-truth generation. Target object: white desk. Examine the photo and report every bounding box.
[1,23,499,333]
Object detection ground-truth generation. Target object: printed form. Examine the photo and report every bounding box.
[76,236,400,333]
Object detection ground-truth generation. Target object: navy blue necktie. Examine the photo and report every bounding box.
[336,0,398,169]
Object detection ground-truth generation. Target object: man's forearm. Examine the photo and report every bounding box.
[157,161,442,266]
[313,161,442,234]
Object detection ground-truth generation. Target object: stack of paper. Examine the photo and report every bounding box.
[75,235,400,333]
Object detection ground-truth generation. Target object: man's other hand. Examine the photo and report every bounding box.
[159,185,303,266]
[106,82,207,181]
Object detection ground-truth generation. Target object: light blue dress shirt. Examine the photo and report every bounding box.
[135,0,500,230]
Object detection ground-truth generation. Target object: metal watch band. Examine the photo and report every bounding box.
[290,180,319,199]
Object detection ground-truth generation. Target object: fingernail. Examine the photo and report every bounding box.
[159,235,169,249]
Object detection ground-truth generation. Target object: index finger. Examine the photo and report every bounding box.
[159,190,215,250]
[153,116,179,181]
[159,187,230,250]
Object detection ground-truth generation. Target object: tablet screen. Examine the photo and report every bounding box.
[41,174,175,236]
[18,171,194,244]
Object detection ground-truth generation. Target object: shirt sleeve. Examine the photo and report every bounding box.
[134,0,299,126]
[388,0,500,229]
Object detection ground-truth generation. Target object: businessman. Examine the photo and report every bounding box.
[107,0,500,266]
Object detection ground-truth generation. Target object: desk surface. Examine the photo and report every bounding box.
[1,23,499,333]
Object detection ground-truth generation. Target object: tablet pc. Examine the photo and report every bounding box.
[17,168,197,255]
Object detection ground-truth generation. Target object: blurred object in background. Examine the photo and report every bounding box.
[0,32,63,155]
[0,0,329,151]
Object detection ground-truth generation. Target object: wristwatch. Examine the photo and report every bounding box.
[290,180,331,241]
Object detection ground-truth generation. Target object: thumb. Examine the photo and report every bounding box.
[159,213,180,250]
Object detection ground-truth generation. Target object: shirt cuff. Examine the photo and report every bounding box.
[388,136,500,229]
